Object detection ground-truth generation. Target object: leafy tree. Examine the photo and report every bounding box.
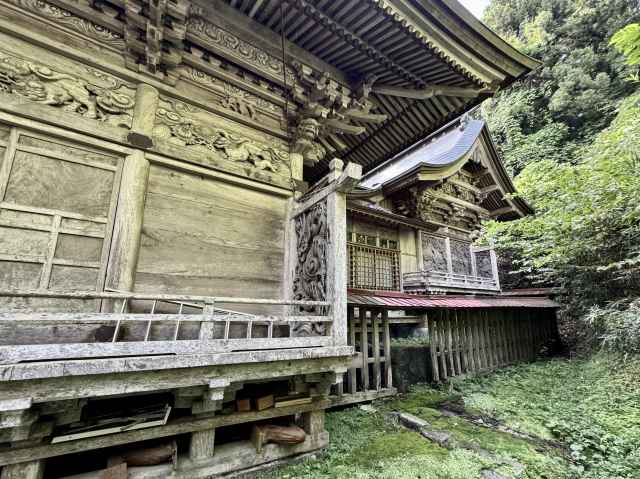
[610,23,640,81]
[481,0,640,175]
[482,91,640,352]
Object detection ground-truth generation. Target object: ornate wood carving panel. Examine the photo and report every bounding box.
[474,250,493,279]
[3,0,125,50]
[291,201,327,336]
[0,47,136,127]
[152,97,291,178]
[422,234,448,273]
[450,239,472,275]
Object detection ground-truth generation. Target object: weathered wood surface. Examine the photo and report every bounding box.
[0,291,329,307]
[135,164,288,313]
[0,345,354,383]
[251,424,306,453]
[428,308,558,381]
[0,400,330,466]
[0,336,334,364]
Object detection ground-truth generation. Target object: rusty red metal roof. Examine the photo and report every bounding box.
[347,289,559,309]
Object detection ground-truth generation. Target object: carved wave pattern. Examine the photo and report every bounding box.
[7,0,125,49]
[292,201,328,336]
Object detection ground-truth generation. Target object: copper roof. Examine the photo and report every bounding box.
[348,289,560,309]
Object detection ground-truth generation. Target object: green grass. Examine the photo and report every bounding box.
[267,355,640,479]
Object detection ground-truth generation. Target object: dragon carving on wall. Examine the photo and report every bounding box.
[0,51,135,127]
[153,99,290,173]
[291,201,328,336]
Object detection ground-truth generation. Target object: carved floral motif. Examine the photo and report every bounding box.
[0,51,135,127]
[153,99,289,173]
[292,201,328,336]
[5,0,125,49]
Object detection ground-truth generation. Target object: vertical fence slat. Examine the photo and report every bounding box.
[360,307,369,391]
[348,306,357,394]
[373,310,381,391]
[453,310,462,376]
[438,311,448,380]
[429,314,440,382]
[489,310,498,369]
[467,310,477,373]
[382,309,392,388]
[446,311,455,376]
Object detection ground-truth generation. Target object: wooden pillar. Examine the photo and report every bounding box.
[438,311,448,380]
[105,83,159,296]
[490,248,500,290]
[465,310,475,373]
[303,410,325,435]
[189,429,215,462]
[446,311,455,376]
[372,310,381,390]
[326,159,361,346]
[1,460,44,479]
[453,310,462,375]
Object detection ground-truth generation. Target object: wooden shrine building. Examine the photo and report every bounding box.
[0,0,550,477]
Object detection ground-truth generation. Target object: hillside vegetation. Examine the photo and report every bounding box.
[478,1,640,353]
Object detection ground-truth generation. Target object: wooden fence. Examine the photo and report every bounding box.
[332,306,395,404]
[428,308,557,382]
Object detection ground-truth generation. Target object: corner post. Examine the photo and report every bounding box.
[105,84,159,298]
[325,159,361,346]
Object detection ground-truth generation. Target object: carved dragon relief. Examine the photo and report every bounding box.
[4,0,125,49]
[291,201,328,337]
[153,98,290,174]
[0,50,136,127]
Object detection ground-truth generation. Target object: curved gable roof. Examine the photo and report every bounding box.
[355,115,533,218]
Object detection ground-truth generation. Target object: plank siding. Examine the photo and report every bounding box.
[135,165,287,312]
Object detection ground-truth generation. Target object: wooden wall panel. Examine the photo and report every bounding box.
[135,164,287,306]
[0,121,123,311]
[4,151,115,217]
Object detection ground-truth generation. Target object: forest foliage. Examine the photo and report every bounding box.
[479,1,640,352]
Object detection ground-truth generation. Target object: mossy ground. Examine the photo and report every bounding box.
[266,355,640,479]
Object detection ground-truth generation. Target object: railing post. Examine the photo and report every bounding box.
[326,159,347,345]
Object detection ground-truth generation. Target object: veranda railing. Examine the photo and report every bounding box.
[0,290,334,364]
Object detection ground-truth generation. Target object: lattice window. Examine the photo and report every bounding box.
[348,241,400,291]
